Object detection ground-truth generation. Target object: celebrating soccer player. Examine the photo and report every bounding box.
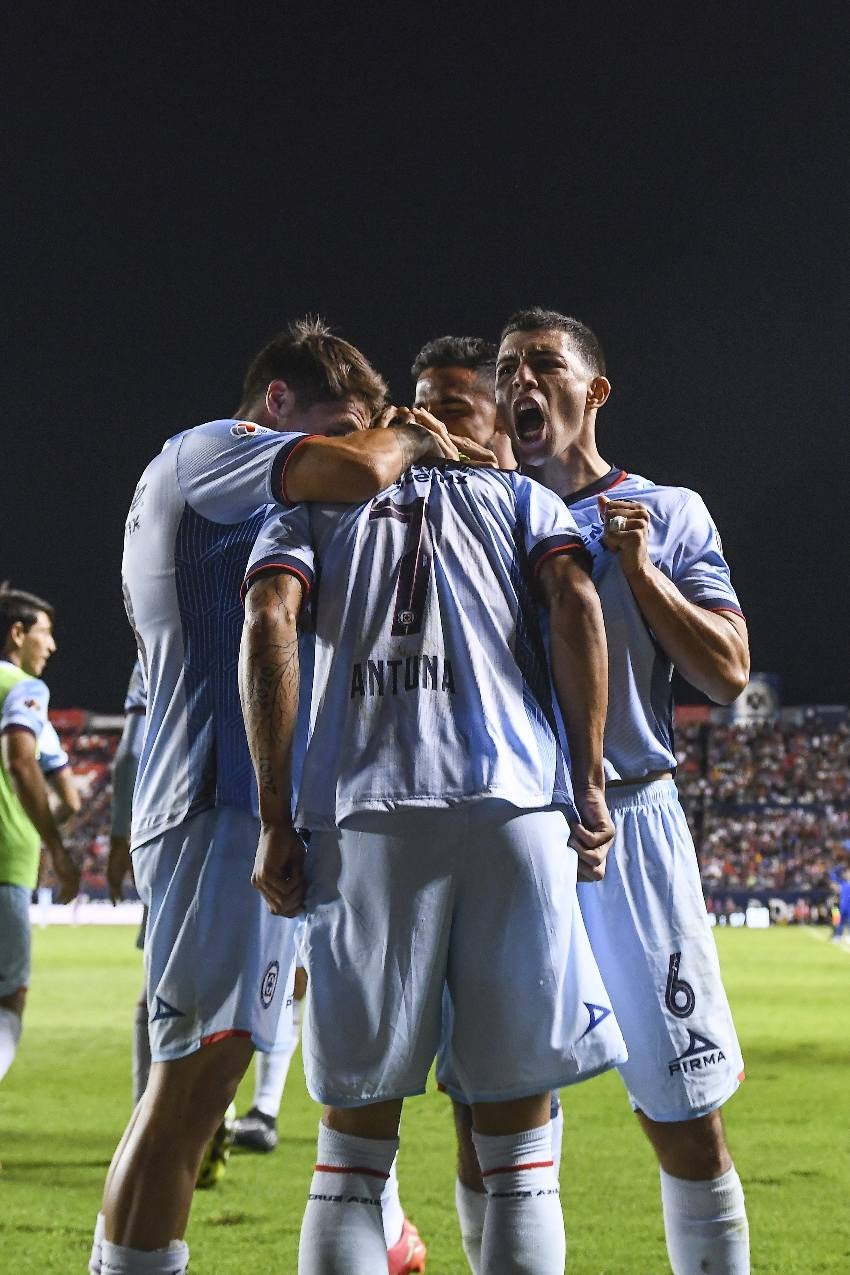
[494,308,751,1275]
[240,437,627,1273]
[90,319,488,1275]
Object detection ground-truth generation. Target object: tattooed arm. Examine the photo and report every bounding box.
[239,570,307,917]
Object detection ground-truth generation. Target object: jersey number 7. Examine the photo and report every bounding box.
[369,494,430,636]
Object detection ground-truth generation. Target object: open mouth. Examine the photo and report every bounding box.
[513,400,546,442]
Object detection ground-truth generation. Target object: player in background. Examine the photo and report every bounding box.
[90,318,487,1275]
[828,865,850,940]
[107,657,149,1105]
[241,456,625,1274]
[495,307,751,1275]
[0,587,80,1086]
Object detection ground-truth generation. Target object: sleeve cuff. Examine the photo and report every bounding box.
[271,434,317,505]
[528,534,591,576]
[241,554,315,603]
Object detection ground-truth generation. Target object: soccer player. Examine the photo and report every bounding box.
[241,456,626,1274]
[495,307,751,1275]
[413,335,516,470]
[91,318,479,1275]
[0,587,80,1086]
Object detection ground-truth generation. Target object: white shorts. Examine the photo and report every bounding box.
[577,779,744,1123]
[133,807,298,1063]
[0,884,31,998]
[300,802,627,1108]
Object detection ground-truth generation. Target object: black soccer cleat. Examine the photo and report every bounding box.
[231,1106,278,1153]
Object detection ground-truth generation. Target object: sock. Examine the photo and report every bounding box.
[254,1040,297,1119]
[473,1124,565,1275]
[0,1006,22,1083]
[551,1106,564,1180]
[660,1165,750,1274]
[88,1212,106,1274]
[298,1122,398,1274]
[132,1000,151,1106]
[455,1178,487,1273]
[100,1239,189,1274]
[380,1155,405,1248]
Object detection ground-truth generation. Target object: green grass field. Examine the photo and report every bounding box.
[2,926,848,1273]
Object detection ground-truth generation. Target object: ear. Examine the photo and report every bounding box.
[265,379,296,424]
[7,620,25,650]
[586,376,611,409]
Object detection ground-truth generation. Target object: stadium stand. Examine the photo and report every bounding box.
[38,706,849,915]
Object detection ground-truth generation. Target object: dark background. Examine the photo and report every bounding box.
[3,8,848,710]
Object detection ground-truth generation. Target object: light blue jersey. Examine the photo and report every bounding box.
[123,656,147,714]
[122,419,310,849]
[566,468,743,781]
[37,720,69,775]
[244,464,588,829]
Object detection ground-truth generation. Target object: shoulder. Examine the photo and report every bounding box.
[620,474,709,526]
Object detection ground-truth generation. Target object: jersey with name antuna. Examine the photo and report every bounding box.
[122,419,309,849]
[565,467,743,781]
[244,464,588,829]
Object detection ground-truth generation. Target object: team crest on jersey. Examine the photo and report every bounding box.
[231,421,271,438]
[668,1030,726,1076]
[260,960,279,1008]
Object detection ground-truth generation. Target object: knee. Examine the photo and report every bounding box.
[143,1040,252,1139]
[640,1110,732,1180]
[1,988,26,1017]
[452,1102,483,1190]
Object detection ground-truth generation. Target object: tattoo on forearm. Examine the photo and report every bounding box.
[241,576,302,798]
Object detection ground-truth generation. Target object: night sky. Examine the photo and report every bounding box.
[4,9,848,711]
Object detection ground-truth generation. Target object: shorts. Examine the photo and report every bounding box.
[132,807,298,1062]
[0,883,31,998]
[577,779,744,1123]
[299,801,627,1108]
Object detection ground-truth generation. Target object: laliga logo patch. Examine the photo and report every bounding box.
[260,960,280,1008]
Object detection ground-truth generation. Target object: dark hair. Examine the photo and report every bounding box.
[241,316,388,414]
[0,584,54,646]
[411,335,497,384]
[500,308,606,377]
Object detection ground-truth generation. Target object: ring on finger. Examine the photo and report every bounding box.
[609,515,628,533]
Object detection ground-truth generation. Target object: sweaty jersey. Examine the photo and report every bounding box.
[244,464,588,830]
[565,467,743,781]
[122,419,309,849]
[0,661,50,888]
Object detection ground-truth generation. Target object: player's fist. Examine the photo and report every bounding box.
[52,847,81,904]
[252,824,307,918]
[568,786,614,883]
[599,495,651,579]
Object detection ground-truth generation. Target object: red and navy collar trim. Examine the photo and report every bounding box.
[563,466,628,507]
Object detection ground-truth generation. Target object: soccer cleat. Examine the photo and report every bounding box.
[232,1106,279,1153]
[387,1217,427,1274]
[196,1102,236,1189]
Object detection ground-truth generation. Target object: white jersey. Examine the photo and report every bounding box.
[566,468,743,780]
[123,656,148,714]
[122,419,310,849]
[244,464,589,829]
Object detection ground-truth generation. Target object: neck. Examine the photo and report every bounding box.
[525,437,610,499]
[3,650,22,670]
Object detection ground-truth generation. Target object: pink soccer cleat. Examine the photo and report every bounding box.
[387,1217,428,1274]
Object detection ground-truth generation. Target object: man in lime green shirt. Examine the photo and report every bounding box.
[0,586,79,1084]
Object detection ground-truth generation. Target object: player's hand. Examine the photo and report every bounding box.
[569,787,614,883]
[107,834,133,905]
[599,495,651,579]
[252,824,307,918]
[51,846,81,904]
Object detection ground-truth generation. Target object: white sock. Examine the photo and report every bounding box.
[473,1124,565,1274]
[298,1123,398,1274]
[551,1106,564,1180]
[660,1166,750,1274]
[88,1212,106,1274]
[455,1178,487,1273]
[132,1000,151,1106]
[254,1041,297,1118]
[0,1006,22,1083]
[380,1155,405,1248]
[101,1239,189,1273]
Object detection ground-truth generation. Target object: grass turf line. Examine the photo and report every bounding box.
[1,926,848,1272]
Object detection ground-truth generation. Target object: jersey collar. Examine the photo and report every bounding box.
[562,466,628,507]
